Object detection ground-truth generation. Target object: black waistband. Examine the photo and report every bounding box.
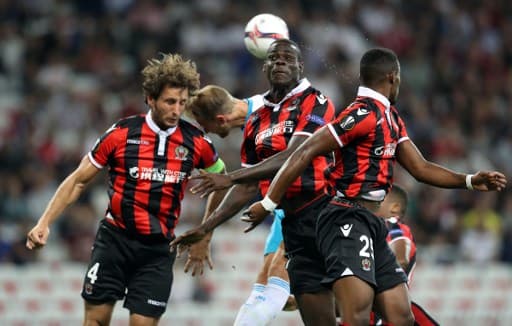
[331,196,381,212]
[101,219,172,244]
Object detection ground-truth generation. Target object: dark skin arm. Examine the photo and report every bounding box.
[389,239,409,271]
[180,170,229,276]
[242,126,337,231]
[397,140,507,190]
[190,135,309,197]
[242,129,508,232]
[171,182,259,250]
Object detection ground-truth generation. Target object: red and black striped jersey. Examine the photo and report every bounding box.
[385,217,417,283]
[326,86,409,201]
[241,79,337,211]
[88,112,221,240]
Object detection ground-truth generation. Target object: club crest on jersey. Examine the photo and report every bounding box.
[175,145,189,160]
[339,115,355,130]
[361,258,372,271]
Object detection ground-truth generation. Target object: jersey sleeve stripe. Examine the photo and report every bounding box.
[327,123,343,148]
[88,152,104,169]
[398,136,410,144]
[388,236,412,244]
[241,163,254,168]
[293,131,313,137]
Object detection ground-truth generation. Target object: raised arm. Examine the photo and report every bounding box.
[171,182,259,248]
[397,140,507,191]
[190,135,308,197]
[388,238,410,272]
[241,126,338,231]
[26,155,101,249]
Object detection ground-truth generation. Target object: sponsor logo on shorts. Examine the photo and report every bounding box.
[147,299,167,307]
[361,258,372,271]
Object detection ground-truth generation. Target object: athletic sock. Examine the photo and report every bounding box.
[233,283,266,326]
[241,277,291,325]
[257,277,291,322]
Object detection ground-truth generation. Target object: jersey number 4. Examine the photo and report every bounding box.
[87,262,100,284]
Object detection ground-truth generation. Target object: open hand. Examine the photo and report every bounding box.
[472,171,507,191]
[190,170,233,198]
[241,201,269,233]
[170,225,208,253]
[178,237,213,276]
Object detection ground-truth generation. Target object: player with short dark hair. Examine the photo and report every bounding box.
[171,39,341,325]
[26,53,226,325]
[242,47,507,326]
[373,185,439,326]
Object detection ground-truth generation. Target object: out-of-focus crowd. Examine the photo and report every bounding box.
[0,0,511,267]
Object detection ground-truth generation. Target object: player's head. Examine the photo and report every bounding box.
[360,48,401,104]
[377,185,408,219]
[141,53,200,129]
[263,39,304,88]
[186,85,236,138]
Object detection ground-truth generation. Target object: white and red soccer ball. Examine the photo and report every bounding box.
[244,13,289,59]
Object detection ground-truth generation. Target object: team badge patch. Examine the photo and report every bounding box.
[175,145,189,160]
[339,115,355,130]
[85,283,93,295]
[361,258,372,271]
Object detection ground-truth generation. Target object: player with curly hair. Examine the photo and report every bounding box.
[26,53,226,325]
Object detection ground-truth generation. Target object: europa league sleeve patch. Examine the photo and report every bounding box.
[339,115,355,130]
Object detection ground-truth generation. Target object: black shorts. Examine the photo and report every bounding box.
[81,220,176,317]
[316,198,407,292]
[281,195,331,295]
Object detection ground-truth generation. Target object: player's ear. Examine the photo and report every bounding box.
[146,96,155,108]
[388,71,397,84]
[215,114,227,124]
[389,202,401,216]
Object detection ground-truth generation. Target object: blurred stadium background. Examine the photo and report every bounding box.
[0,0,511,325]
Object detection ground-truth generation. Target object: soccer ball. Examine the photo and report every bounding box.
[244,13,289,59]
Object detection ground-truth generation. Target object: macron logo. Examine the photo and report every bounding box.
[356,108,369,116]
[316,95,327,105]
[340,224,353,237]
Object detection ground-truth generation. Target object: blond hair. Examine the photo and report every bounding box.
[141,53,200,100]
[186,85,235,119]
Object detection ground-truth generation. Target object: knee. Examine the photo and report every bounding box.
[388,309,414,326]
[83,318,108,326]
[84,302,113,326]
[345,310,371,326]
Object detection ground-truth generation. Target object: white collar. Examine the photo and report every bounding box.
[262,78,311,110]
[145,110,177,136]
[357,86,390,110]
